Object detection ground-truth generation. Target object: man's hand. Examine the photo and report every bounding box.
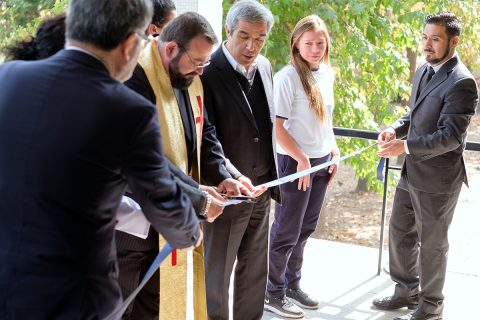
[199,185,225,222]
[182,229,203,252]
[378,127,396,146]
[238,175,267,197]
[377,139,405,158]
[199,185,224,201]
[218,178,248,196]
[195,229,203,247]
[204,196,225,223]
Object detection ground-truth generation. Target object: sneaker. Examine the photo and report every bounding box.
[264,296,304,318]
[286,288,320,309]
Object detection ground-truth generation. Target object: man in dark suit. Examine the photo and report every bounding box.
[200,1,278,319]
[0,0,202,319]
[373,12,478,320]
[116,12,245,320]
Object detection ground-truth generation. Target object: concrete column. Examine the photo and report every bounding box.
[174,0,224,45]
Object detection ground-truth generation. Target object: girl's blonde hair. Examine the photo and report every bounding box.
[290,15,331,122]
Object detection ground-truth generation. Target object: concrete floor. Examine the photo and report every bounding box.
[261,238,479,320]
[261,174,480,320]
[183,173,479,319]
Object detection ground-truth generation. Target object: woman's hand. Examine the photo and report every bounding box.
[297,158,311,191]
[327,148,340,186]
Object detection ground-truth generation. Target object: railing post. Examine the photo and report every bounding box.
[377,157,390,275]
[331,127,480,276]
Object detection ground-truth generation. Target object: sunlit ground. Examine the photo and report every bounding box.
[260,174,480,320]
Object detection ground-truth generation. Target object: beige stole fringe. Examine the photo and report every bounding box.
[138,40,207,320]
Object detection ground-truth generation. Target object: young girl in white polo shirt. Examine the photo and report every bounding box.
[264,15,339,319]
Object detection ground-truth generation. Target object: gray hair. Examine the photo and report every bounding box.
[66,0,153,50]
[160,12,218,49]
[225,0,274,34]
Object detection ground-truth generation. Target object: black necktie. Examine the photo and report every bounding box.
[417,66,435,99]
[426,66,435,82]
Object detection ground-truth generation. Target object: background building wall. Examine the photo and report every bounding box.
[174,0,223,48]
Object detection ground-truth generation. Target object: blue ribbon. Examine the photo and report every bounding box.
[106,243,174,320]
[257,143,378,189]
[377,157,385,181]
[105,143,382,318]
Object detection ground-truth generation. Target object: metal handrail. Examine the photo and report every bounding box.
[333,127,480,275]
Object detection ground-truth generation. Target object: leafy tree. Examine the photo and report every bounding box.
[2,0,479,191]
[0,0,67,61]
[225,0,480,191]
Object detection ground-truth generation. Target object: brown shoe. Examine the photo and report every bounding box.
[372,294,418,310]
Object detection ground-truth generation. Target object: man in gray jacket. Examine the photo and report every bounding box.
[373,12,478,320]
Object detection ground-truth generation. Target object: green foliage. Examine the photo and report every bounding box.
[2,0,479,192]
[251,0,480,192]
[222,0,234,39]
[0,0,67,60]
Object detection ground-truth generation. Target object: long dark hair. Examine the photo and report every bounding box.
[5,14,66,61]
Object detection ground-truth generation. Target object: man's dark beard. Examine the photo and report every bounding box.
[169,53,196,89]
[426,41,450,65]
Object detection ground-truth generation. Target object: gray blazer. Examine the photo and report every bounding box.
[393,56,478,193]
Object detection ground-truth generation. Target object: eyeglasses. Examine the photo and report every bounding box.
[135,32,151,47]
[179,45,211,70]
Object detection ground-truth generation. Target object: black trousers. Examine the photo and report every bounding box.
[204,191,271,320]
[266,153,330,298]
[116,231,159,320]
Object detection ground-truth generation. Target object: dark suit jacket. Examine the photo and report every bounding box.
[126,64,232,186]
[116,63,234,251]
[200,48,279,203]
[0,50,200,320]
[393,56,478,193]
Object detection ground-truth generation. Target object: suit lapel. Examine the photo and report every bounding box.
[413,56,459,110]
[257,60,275,127]
[213,49,259,129]
[411,64,427,107]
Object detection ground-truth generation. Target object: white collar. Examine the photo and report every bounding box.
[222,41,258,83]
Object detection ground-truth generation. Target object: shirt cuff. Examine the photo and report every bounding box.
[404,140,410,154]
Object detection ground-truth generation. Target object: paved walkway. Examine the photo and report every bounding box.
[261,173,480,320]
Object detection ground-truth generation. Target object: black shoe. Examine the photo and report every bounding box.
[394,308,442,320]
[264,296,304,318]
[372,294,418,310]
[286,288,319,309]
